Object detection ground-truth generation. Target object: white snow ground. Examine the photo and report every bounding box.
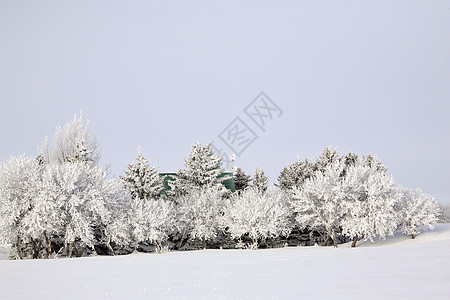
[1,224,449,300]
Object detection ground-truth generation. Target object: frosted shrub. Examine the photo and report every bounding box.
[438,203,450,223]
[0,156,41,259]
[340,163,401,247]
[39,113,100,166]
[176,187,224,249]
[42,162,115,257]
[128,197,176,252]
[222,187,292,248]
[291,161,346,247]
[396,188,440,238]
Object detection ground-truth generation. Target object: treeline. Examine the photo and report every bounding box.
[0,114,441,259]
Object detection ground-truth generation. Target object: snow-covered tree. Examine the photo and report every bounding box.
[253,168,269,193]
[173,142,229,196]
[341,152,358,167]
[278,157,315,190]
[315,147,339,174]
[22,165,62,258]
[340,152,359,177]
[39,162,113,257]
[98,181,130,255]
[221,187,292,248]
[128,197,176,252]
[340,163,401,247]
[291,160,345,247]
[438,203,450,223]
[39,113,100,166]
[233,167,251,192]
[0,156,41,259]
[176,187,223,249]
[396,188,440,239]
[361,154,387,173]
[120,148,164,200]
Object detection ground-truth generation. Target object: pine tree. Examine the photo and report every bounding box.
[361,154,387,173]
[233,167,251,192]
[173,142,229,196]
[120,148,164,200]
[315,147,339,174]
[253,168,269,193]
[340,152,359,178]
[278,157,315,190]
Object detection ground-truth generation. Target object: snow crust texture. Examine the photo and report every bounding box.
[1,224,449,300]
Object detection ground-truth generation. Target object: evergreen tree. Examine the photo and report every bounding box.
[362,154,387,173]
[120,148,164,200]
[315,147,339,174]
[233,167,251,192]
[173,142,229,196]
[340,152,359,178]
[278,157,315,190]
[341,152,358,168]
[253,168,269,193]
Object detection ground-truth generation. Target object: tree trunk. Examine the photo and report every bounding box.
[411,234,415,239]
[106,239,115,256]
[325,227,332,247]
[202,237,206,249]
[325,227,338,248]
[76,245,85,257]
[73,243,79,257]
[155,242,161,254]
[16,237,23,260]
[332,232,338,248]
[31,238,39,259]
[67,242,72,258]
[351,235,358,248]
[43,231,51,259]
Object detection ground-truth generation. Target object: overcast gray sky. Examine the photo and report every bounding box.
[1,1,449,203]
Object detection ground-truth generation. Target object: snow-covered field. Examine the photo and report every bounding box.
[1,224,450,299]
